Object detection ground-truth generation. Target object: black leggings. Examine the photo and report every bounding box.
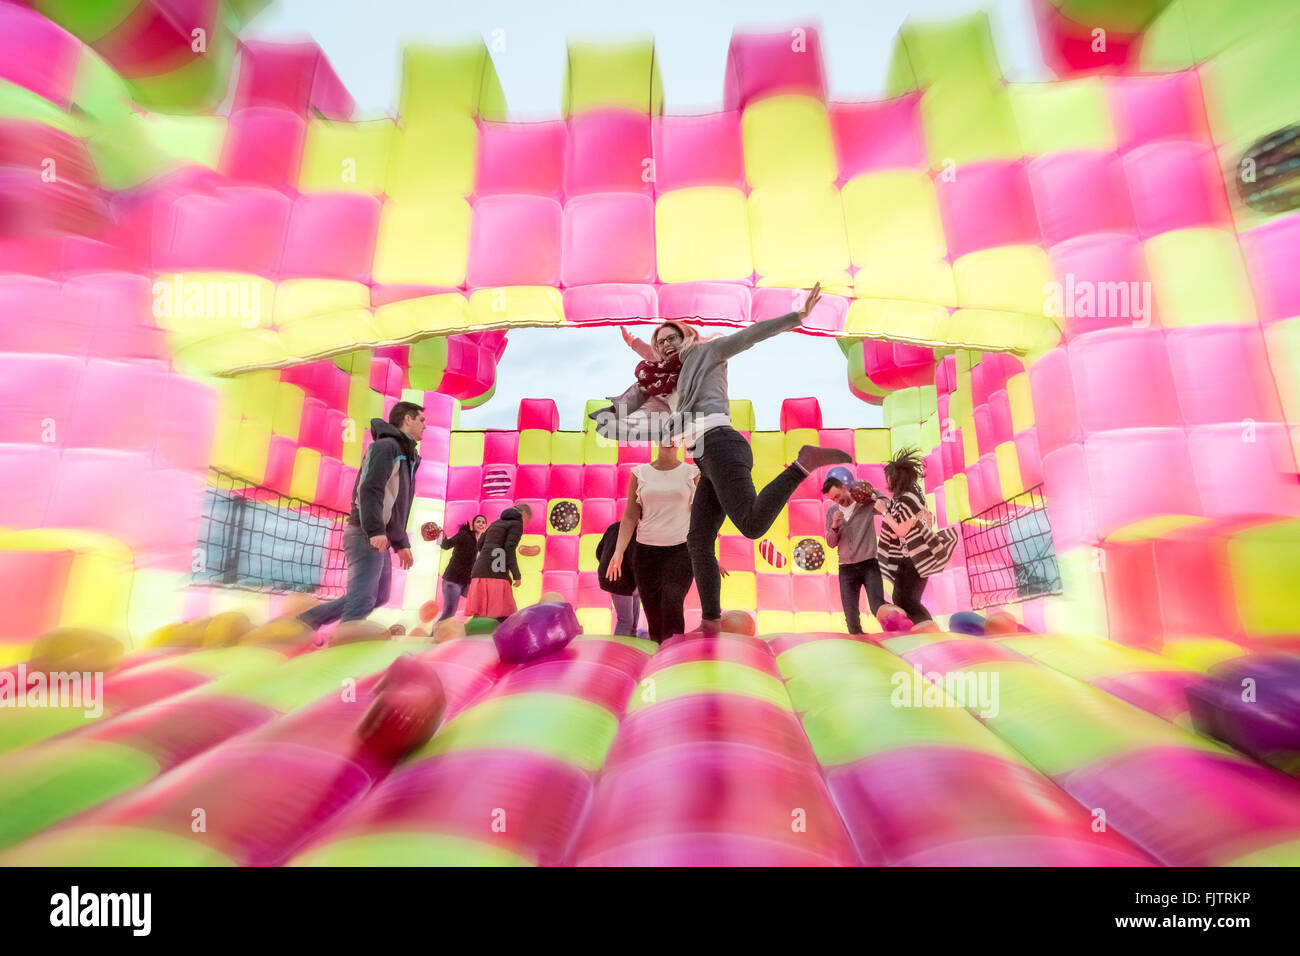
[890,558,933,623]
[688,426,804,621]
[632,541,692,642]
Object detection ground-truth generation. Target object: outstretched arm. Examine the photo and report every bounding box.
[621,326,657,361]
[709,283,822,361]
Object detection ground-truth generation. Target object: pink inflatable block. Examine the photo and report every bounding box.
[1188,423,1300,518]
[0,4,80,107]
[298,398,327,450]
[63,359,168,453]
[1069,329,1180,432]
[0,443,58,528]
[615,464,639,496]
[755,573,792,610]
[263,436,297,494]
[447,466,482,501]
[547,464,582,500]
[819,429,855,459]
[781,397,823,431]
[830,95,925,180]
[1123,142,1230,237]
[518,398,560,432]
[973,404,996,458]
[420,390,456,429]
[65,273,168,361]
[724,27,827,112]
[936,160,1039,258]
[316,456,342,507]
[788,499,824,537]
[964,463,987,516]
[0,277,92,355]
[1085,429,1202,537]
[471,462,511,499]
[565,109,653,197]
[618,444,652,465]
[0,353,82,444]
[861,340,935,390]
[978,455,1002,511]
[564,285,658,324]
[789,575,828,614]
[1048,232,1154,337]
[752,286,846,334]
[1028,348,1082,454]
[988,391,1014,447]
[716,535,752,573]
[582,464,616,499]
[659,282,752,324]
[1167,325,1283,425]
[1027,151,1134,246]
[482,430,518,464]
[414,460,447,501]
[233,41,354,119]
[561,193,656,286]
[1034,0,1141,77]
[1014,429,1043,488]
[940,436,961,480]
[368,357,401,395]
[476,121,566,198]
[856,463,886,488]
[540,570,578,604]
[220,108,307,188]
[1106,72,1210,151]
[321,410,345,459]
[280,194,380,281]
[154,186,292,274]
[582,498,616,533]
[1042,442,1097,548]
[467,195,562,288]
[541,534,577,570]
[651,113,745,191]
[936,355,957,395]
[444,500,478,532]
[517,498,548,534]
[156,373,218,472]
[1238,214,1300,324]
[46,449,151,544]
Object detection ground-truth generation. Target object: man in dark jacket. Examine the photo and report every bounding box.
[299,402,424,628]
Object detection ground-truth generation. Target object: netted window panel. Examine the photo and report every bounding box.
[960,484,1062,610]
[193,469,349,596]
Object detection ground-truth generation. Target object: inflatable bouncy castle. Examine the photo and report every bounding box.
[1,0,1299,867]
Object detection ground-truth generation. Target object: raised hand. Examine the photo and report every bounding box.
[798,282,822,319]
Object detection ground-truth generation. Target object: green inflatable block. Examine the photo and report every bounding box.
[32,0,138,43]
[2,825,235,867]
[1009,78,1116,155]
[292,832,532,867]
[563,39,663,117]
[920,78,1022,168]
[1227,519,1300,636]
[1201,17,1300,148]
[400,42,506,122]
[420,693,619,771]
[887,13,1004,93]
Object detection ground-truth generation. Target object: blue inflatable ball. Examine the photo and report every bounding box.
[827,466,855,488]
[948,611,987,636]
[493,601,582,663]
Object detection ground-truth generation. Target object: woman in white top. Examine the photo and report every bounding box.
[605,441,699,643]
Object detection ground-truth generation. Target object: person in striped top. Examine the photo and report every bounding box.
[874,448,958,624]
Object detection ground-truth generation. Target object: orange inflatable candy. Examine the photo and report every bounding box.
[984,611,1021,635]
[719,610,757,636]
[419,601,440,623]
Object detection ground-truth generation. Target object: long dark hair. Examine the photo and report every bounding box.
[884,447,925,499]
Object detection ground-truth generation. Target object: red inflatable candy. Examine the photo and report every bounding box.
[420,521,442,542]
[357,655,447,761]
[419,601,440,623]
[849,481,877,506]
[388,623,407,637]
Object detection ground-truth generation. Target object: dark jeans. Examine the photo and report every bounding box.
[839,558,885,634]
[299,524,392,629]
[891,557,932,623]
[633,541,692,642]
[437,579,466,621]
[688,426,804,621]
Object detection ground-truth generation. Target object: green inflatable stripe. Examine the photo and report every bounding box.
[292,831,532,867]
[0,706,99,757]
[0,80,76,131]
[0,742,159,851]
[211,640,414,713]
[419,692,619,771]
[628,661,792,713]
[130,645,284,680]
[775,637,888,677]
[1,825,235,867]
[586,634,658,655]
[1222,837,1300,867]
[33,0,138,43]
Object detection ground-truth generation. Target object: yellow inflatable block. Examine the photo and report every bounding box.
[278,310,382,362]
[996,441,1023,498]
[126,568,188,646]
[920,77,1022,168]
[842,170,947,261]
[1159,638,1249,672]
[577,607,612,636]
[583,429,618,465]
[1044,547,1111,638]
[546,499,581,536]
[1263,318,1300,424]
[449,432,485,466]
[399,42,506,122]
[299,119,395,194]
[884,387,922,426]
[548,431,582,466]
[563,39,663,116]
[0,529,134,645]
[854,256,957,307]
[385,112,479,200]
[890,423,922,455]
[516,572,542,608]
[231,419,272,484]
[271,382,304,441]
[517,533,546,580]
[720,570,758,609]
[153,272,276,346]
[289,447,322,501]
[517,430,551,465]
[372,293,471,342]
[129,112,227,172]
[741,94,837,189]
[1006,372,1035,432]
[468,287,565,327]
[1008,78,1115,155]
[748,183,850,290]
[750,432,785,472]
[949,473,972,521]
[854,429,892,464]
[274,280,370,323]
[948,387,973,425]
[961,419,979,468]
[783,428,819,463]
[788,536,836,576]
[940,310,1061,358]
[954,245,1053,316]
[844,299,949,345]
[1145,228,1257,328]
[655,187,753,282]
[793,611,835,632]
[756,609,794,634]
[730,400,755,432]
[578,533,601,573]
[372,193,472,287]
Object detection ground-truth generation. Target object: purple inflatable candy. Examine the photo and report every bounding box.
[947,611,987,636]
[493,601,582,664]
[1186,654,1300,775]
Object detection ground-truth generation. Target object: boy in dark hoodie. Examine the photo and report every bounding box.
[299,402,424,629]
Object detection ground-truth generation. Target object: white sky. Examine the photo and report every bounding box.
[247,0,1047,430]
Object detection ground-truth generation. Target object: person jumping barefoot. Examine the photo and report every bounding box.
[598,284,851,634]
